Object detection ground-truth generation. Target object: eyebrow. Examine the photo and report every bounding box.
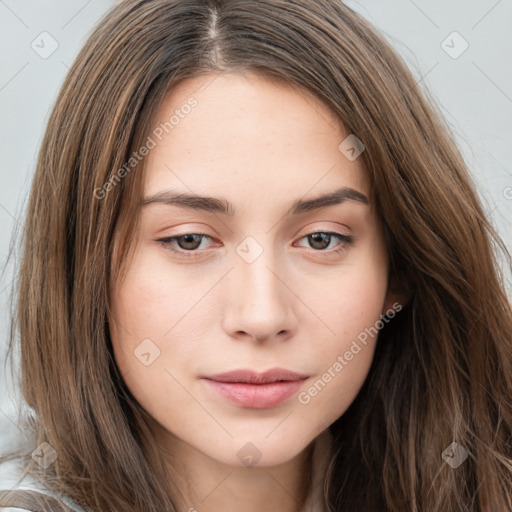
[141,186,368,216]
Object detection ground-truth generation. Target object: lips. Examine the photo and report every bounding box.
[202,367,309,384]
[201,367,309,409]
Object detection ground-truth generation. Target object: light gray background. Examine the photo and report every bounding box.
[1,0,511,453]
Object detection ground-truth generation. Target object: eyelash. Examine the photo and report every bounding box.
[156,231,353,259]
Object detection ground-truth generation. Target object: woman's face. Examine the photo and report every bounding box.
[110,71,395,468]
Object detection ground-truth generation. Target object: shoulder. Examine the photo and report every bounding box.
[0,419,82,512]
[0,489,77,511]
[0,487,82,512]
[0,458,83,512]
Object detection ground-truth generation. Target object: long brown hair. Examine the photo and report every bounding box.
[3,0,512,510]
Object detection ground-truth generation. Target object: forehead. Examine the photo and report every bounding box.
[143,71,370,208]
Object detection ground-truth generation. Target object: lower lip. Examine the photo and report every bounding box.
[202,379,306,409]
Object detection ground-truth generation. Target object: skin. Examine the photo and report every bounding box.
[110,71,399,512]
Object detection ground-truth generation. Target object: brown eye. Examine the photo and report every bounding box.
[174,234,203,250]
[307,232,332,250]
[157,233,215,258]
[296,231,353,252]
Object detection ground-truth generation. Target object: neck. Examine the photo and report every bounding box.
[150,423,316,512]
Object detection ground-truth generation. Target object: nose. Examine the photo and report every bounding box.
[222,243,297,344]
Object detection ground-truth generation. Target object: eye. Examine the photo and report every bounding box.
[294,231,353,256]
[157,233,215,258]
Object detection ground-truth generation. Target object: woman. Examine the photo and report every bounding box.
[1,0,511,511]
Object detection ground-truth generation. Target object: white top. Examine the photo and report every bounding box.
[0,453,83,511]
[0,428,332,511]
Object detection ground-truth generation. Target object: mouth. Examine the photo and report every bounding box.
[201,367,309,409]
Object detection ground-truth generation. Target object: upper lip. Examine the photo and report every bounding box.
[202,367,309,384]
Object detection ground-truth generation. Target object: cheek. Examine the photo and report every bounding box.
[110,246,209,341]
[108,248,205,380]
[295,303,385,429]
[108,253,206,424]
[300,241,388,346]
[296,342,375,432]
[108,245,231,425]
[293,244,387,420]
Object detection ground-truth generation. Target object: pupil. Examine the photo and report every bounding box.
[179,234,201,250]
[310,233,330,250]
